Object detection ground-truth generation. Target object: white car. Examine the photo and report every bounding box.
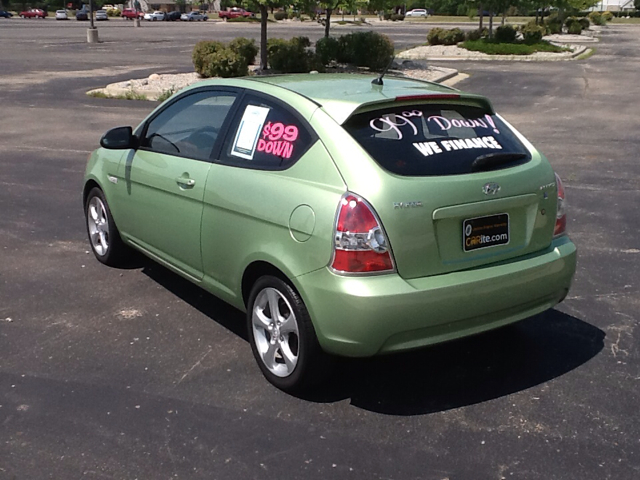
[406,9,428,17]
[95,9,108,21]
[55,9,68,20]
[144,11,166,21]
[180,11,207,21]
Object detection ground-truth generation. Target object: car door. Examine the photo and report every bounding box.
[115,89,240,280]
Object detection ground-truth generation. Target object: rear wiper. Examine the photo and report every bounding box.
[471,152,529,173]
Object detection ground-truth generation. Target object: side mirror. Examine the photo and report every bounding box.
[100,126,138,150]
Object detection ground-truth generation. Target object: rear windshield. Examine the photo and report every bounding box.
[343,104,531,176]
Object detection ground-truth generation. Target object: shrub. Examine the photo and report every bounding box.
[465,28,487,41]
[390,13,404,21]
[268,37,319,73]
[338,31,394,71]
[545,18,562,34]
[567,21,582,34]
[427,27,446,45]
[192,41,225,75]
[578,17,590,30]
[521,22,546,43]
[228,37,258,65]
[274,11,286,20]
[495,25,517,43]
[602,11,613,21]
[106,8,120,17]
[428,27,464,46]
[315,36,340,65]
[588,11,605,26]
[201,48,249,78]
[383,12,391,20]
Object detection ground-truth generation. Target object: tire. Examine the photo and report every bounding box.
[84,187,129,267]
[247,275,333,392]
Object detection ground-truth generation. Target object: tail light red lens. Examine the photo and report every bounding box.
[331,194,395,274]
[554,172,567,236]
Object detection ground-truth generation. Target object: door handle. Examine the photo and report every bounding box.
[176,177,196,188]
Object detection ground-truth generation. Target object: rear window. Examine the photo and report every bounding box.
[343,104,531,176]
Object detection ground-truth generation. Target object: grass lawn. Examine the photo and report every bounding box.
[461,39,569,55]
[405,15,535,24]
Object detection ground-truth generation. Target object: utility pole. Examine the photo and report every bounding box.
[87,0,99,43]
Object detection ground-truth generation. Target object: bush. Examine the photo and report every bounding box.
[268,37,319,73]
[545,18,562,34]
[567,20,582,34]
[602,11,613,22]
[588,11,605,26]
[578,17,590,30]
[315,36,340,65]
[383,12,391,20]
[465,28,488,41]
[106,8,120,17]
[274,11,286,21]
[338,31,394,71]
[495,25,517,43]
[390,13,404,21]
[192,41,225,75]
[201,49,249,78]
[521,22,546,43]
[428,27,464,46]
[427,27,446,45]
[228,37,258,65]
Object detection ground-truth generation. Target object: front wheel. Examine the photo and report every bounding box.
[247,276,333,392]
[84,187,129,266]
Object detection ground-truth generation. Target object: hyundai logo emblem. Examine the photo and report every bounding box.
[482,183,501,195]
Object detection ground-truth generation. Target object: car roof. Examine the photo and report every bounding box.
[181,74,493,125]
[247,74,493,124]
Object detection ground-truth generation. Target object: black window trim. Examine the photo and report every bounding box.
[136,86,244,164]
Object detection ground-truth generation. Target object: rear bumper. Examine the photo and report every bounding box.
[295,236,577,357]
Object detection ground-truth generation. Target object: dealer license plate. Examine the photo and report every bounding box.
[463,213,509,252]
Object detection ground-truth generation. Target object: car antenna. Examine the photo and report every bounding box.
[371,56,396,86]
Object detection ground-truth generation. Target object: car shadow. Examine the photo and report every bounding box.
[138,258,604,416]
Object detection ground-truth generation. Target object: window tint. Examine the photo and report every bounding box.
[142,91,237,161]
[343,104,531,176]
[221,95,313,169]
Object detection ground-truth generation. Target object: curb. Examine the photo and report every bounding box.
[398,45,591,62]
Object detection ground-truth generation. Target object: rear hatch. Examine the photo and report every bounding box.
[340,98,558,279]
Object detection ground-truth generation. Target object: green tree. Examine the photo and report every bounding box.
[242,0,286,69]
[319,0,341,37]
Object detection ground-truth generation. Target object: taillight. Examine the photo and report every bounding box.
[554,172,567,236]
[331,194,395,274]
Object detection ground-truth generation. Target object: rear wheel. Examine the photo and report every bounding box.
[84,187,129,266]
[247,275,333,392]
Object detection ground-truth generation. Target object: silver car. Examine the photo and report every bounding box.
[406,9,428,17]
[95,9,108,21]
[180,11,208,21]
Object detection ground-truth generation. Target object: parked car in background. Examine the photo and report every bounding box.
[144,11,166,21]
[180,11,208,21]
[405,8,428,17]
[0,10,14,18]
[122,8,144,19]
[84,74,577,392]
[166,11,181,21]
[218,7,254,20]
[76,7,89,20]
[20,8,46,19]
[55,10,69,20]
[95,9,108,21]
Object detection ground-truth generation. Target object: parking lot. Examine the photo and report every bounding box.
[1,19,639,479]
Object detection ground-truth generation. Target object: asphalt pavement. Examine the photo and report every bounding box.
[0,19,639,480]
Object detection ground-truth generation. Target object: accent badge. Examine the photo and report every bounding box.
[482,182,500,195]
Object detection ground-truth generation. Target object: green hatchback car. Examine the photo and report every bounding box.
[84,74,577,391]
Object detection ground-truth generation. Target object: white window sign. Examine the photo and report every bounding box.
[230,104,271,160]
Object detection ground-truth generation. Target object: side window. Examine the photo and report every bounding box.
[142,91,238,162]
[221,95,314,169]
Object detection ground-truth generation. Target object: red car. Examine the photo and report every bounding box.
[122,8,144,20]
[218,7,254,20]
[20,8,46,18]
